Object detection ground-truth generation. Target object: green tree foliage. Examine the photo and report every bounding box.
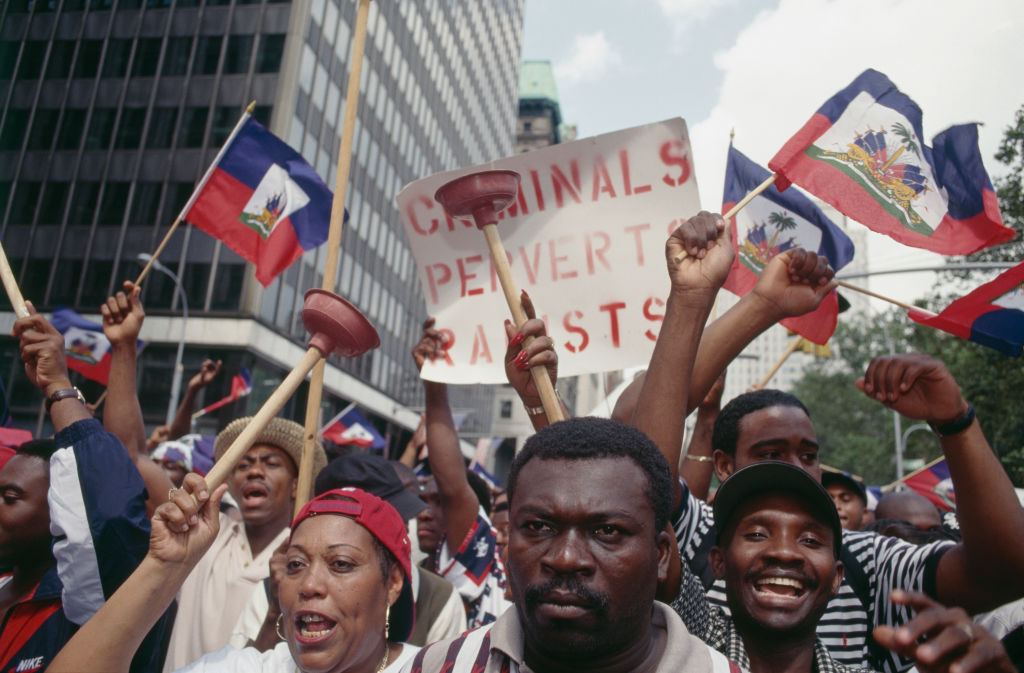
[792,108,1024,486]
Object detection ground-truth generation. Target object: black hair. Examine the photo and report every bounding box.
[16,438,57,462]
[507,417,671,532]
[864,518,958,545]
[465,469,492,516]
[712,389,810,456]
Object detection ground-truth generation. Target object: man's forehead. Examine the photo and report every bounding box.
[734,492,832,531]
[738,405,817,439]
[516,456,648,504]
[0,454,49,488]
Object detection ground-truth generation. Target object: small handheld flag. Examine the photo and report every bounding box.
[50,308,144,386]
[320,404,387,451]
[769,69,1013,256]
[724,145,855,344]
[908,261,1024,357]
[191,367,253,419]
[183,117,335,286]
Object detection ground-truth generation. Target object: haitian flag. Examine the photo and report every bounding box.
[899,458,955,512]
[50,307,144,385]
[321,404,386,451]
[724,145,855,344]
[769,69,1013,256]
[191,367,253,418]
[908,260,1024,356]
[183,117,333,286]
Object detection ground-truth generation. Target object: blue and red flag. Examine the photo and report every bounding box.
[908,260,1024,356]
[191,367,252,419]
[769,69,1013,256]
[320,404,387,451]
[182,116,334,286]
[899,458,955,512]
[50,307,144,385]
[724,145,855,344]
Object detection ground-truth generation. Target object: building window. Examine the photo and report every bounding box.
[194,36,222,75]
[45,40,75,78]
[131,38,161,77]
[0,42,19,78]
[68,182,100,226]
[499,399,512,419]
[0,109,30,150]
[85,109,117,149]
[162,182,192,224]
[98,182,131,225]
[28,110,60,151]
[115,108,146,149]
[146,107,178,148]
[223,35,253,74]
[74,40,103,78]
[129,182,162,227]
[10,181,41,225]
[37,182,69,225]
[56,109,86,150]
[252,105,272,127]
[102,39,132,78]
[179,107,207,147]
[17,41,46,79]
[162,37,192,76]
[210,107,235,146]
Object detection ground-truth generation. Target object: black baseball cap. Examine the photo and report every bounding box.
[821,470,868,505]
[713,461,842,555]
[315,452,428,521]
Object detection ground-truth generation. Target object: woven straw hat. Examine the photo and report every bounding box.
[214,416,327,480]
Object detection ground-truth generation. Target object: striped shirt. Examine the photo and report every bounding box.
[403,602,737,673]
[672,481,952,673]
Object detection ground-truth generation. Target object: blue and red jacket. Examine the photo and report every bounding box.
[0,418,167,673]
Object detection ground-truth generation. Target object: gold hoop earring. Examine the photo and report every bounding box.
[384,604,390,640]
[275,613,286,640]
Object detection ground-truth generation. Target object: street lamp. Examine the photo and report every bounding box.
[136,253,188,426]
[898,423,935,481]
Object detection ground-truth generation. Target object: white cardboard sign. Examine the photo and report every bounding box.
[396,118,701,384]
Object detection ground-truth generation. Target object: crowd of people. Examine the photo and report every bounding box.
[1,211,1021,673]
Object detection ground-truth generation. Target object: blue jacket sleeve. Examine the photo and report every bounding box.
[47,418,151,625]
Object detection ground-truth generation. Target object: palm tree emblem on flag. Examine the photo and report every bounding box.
[738,210,800,273]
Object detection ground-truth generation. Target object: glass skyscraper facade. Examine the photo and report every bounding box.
[0,0,524,442]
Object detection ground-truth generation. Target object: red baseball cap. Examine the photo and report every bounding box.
[291,487,415,641]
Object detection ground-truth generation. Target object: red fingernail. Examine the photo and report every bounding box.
[516,359,530,371]
[509,332,525,348]
[514,351,528,367]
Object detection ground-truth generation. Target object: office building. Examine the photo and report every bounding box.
[0,0,525,443]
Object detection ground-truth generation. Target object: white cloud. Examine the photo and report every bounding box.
[656,0,739,37]
[688,0,1024,305]
[554,32,622,86]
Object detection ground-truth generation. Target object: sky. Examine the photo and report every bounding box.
[520,0,1024,310]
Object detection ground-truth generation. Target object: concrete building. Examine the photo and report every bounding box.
[0,0,525,444]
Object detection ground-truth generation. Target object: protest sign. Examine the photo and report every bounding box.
[396,118,701,384]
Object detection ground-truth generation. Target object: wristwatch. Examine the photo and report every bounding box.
[928,403,975,437]
[46,387,86,412]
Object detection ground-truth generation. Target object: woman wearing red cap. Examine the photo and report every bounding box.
[47,475,419,672]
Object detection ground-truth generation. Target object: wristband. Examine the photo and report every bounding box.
[524,404,545,416]
[685,454,713,463]
[928,403,975,437]
[46,386,85,412]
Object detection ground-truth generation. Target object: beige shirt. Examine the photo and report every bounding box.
[163,513,289,672]
[402,601,736,673]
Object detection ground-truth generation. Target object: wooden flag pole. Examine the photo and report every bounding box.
[753,336,804,390]
[835,280,916,311]
[881,455,946,493]
[672,173,777,263]
[0,241,29,318]
[295,0,372,515]
[135,102,257,287]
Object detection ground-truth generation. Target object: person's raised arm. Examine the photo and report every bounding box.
[679,371,725,502]
[48,474,227,673]
[101,282,173,513]
[414,318,479,548]
[856,354,1024,613]
[13,305,91,432]
[167,358,222,440]
[631,212,733,510]
[504,291,563,431]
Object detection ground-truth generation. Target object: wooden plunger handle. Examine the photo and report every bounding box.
[204,347,322,489]
[0,241,30,318]
[481,223,565,422]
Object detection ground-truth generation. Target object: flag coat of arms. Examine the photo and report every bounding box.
[908,260,1024,356]
[769,69,1013,256]
[184,118,333,286]
[321,404,386,450]
[724,145,855,344]
[50,308,144,385]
